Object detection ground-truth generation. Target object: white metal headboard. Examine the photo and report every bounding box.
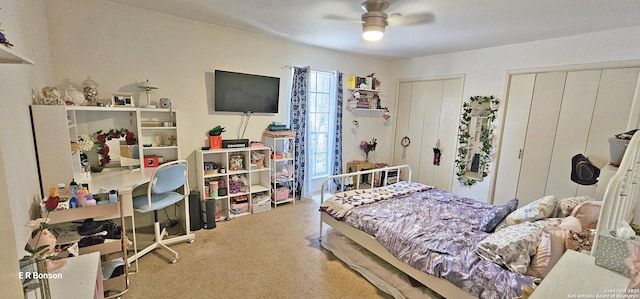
[592,133,640,255]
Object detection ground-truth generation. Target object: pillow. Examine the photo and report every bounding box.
[571,200,602,229]
[558,216,582,232]
[476,222,542,274]
[526,227,566,278]
[532,217,562,229]
[495,195,559,231]
[553,196,592,218]
[478,198,519,232]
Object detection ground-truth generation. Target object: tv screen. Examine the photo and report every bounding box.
[214,70,280,113]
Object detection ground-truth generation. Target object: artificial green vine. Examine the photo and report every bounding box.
[455,95,499,186]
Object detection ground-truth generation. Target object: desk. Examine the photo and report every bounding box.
[88,168,155,217]
[530,250,630,298]
[87,168,195,268]
[86,168,152,268]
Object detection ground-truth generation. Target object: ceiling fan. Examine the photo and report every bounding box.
[328,0,434,41]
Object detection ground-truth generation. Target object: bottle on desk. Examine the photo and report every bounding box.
[109,190,118,203]
[69,179,79,208]
[85,193,96,206]
[77,189,87,207]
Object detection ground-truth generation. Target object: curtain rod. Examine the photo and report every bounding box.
[282,65,336,73]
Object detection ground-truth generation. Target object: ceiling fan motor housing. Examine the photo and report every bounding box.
[361,0,390,12]
[361,0,389,34]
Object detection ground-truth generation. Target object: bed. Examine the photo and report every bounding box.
[319,133,640,299]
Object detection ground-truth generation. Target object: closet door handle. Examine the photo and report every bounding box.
[517,149,523,159]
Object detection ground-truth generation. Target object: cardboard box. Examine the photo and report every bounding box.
[594,232,640,276]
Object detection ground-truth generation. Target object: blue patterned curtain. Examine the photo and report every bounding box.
[289,66,310,199]
[331,72,344,192]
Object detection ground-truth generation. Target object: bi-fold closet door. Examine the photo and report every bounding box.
[493,66,640,206]
[392,77,463,192]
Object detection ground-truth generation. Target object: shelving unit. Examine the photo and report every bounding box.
[195,147,271,222]
[45,201,129,298]
[346,88,384,111]
[136,108,180,167]
[31,105,180,196]
[262,135,296,208]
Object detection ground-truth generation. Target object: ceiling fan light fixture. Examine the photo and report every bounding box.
[361,12,387,42]
[362,25,385,41]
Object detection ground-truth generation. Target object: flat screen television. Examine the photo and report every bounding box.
[214,70,280,113]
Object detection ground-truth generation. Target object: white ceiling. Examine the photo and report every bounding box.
[107,0,640,60]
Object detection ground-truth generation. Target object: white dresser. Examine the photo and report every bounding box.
[530,250,630,298]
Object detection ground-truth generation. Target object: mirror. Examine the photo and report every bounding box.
[90,129,139,171]
[455,95,499,186]
[106,138,140,168]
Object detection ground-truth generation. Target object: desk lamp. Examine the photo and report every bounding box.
[137,79,158,108]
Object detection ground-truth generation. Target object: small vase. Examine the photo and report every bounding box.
[209,136,222,149]
[365,152,369,162]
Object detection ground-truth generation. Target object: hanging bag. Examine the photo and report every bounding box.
[571,153,600,185]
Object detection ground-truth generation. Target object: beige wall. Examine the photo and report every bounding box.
[1,0,54,297]
[5,0,640,296]
[43,0,393,195]
[388,26,640,202]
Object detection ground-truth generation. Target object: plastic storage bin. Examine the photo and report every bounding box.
[230,202,249,214]
[273,188,290,201]
[608,137,630,164]
[252,201,271,213]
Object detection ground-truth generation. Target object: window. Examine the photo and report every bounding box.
[308,70,336,178]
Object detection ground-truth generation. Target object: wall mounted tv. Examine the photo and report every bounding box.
[214,70,280,114]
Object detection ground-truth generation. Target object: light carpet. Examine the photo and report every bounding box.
[124,199,393,298]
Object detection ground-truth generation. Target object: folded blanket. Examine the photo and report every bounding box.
[319,181,433,220]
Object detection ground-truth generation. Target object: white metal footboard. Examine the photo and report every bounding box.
[593,132,640,254]
[318,165,476,298]
[319,164,412,239]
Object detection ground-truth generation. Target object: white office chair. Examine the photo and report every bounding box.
[132,160,192,263]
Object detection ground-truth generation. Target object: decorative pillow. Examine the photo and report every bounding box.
[478,198,519,232]
[495,195,559,231]
[526,227,566,278]
[553,196,592,218]
[571,200,602,229]
[532,217,562,229]
[477,222,542,274]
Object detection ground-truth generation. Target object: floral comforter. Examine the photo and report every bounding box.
[319,181,433,220]
[340,188,538,299]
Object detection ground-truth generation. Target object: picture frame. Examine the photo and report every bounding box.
[111,93,134,107]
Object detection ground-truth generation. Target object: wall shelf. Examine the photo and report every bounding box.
[349,108,385,114]
[0,46,34,64]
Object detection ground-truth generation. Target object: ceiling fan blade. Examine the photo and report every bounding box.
[323,14,363,23]
[387,12,434,26]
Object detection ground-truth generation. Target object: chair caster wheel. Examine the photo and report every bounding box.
[188,239,195,244]
[170,258,178,264]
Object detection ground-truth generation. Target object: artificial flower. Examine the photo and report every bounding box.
[77,134,95,152]
[360,138,377,154]
[93,128,137,166]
